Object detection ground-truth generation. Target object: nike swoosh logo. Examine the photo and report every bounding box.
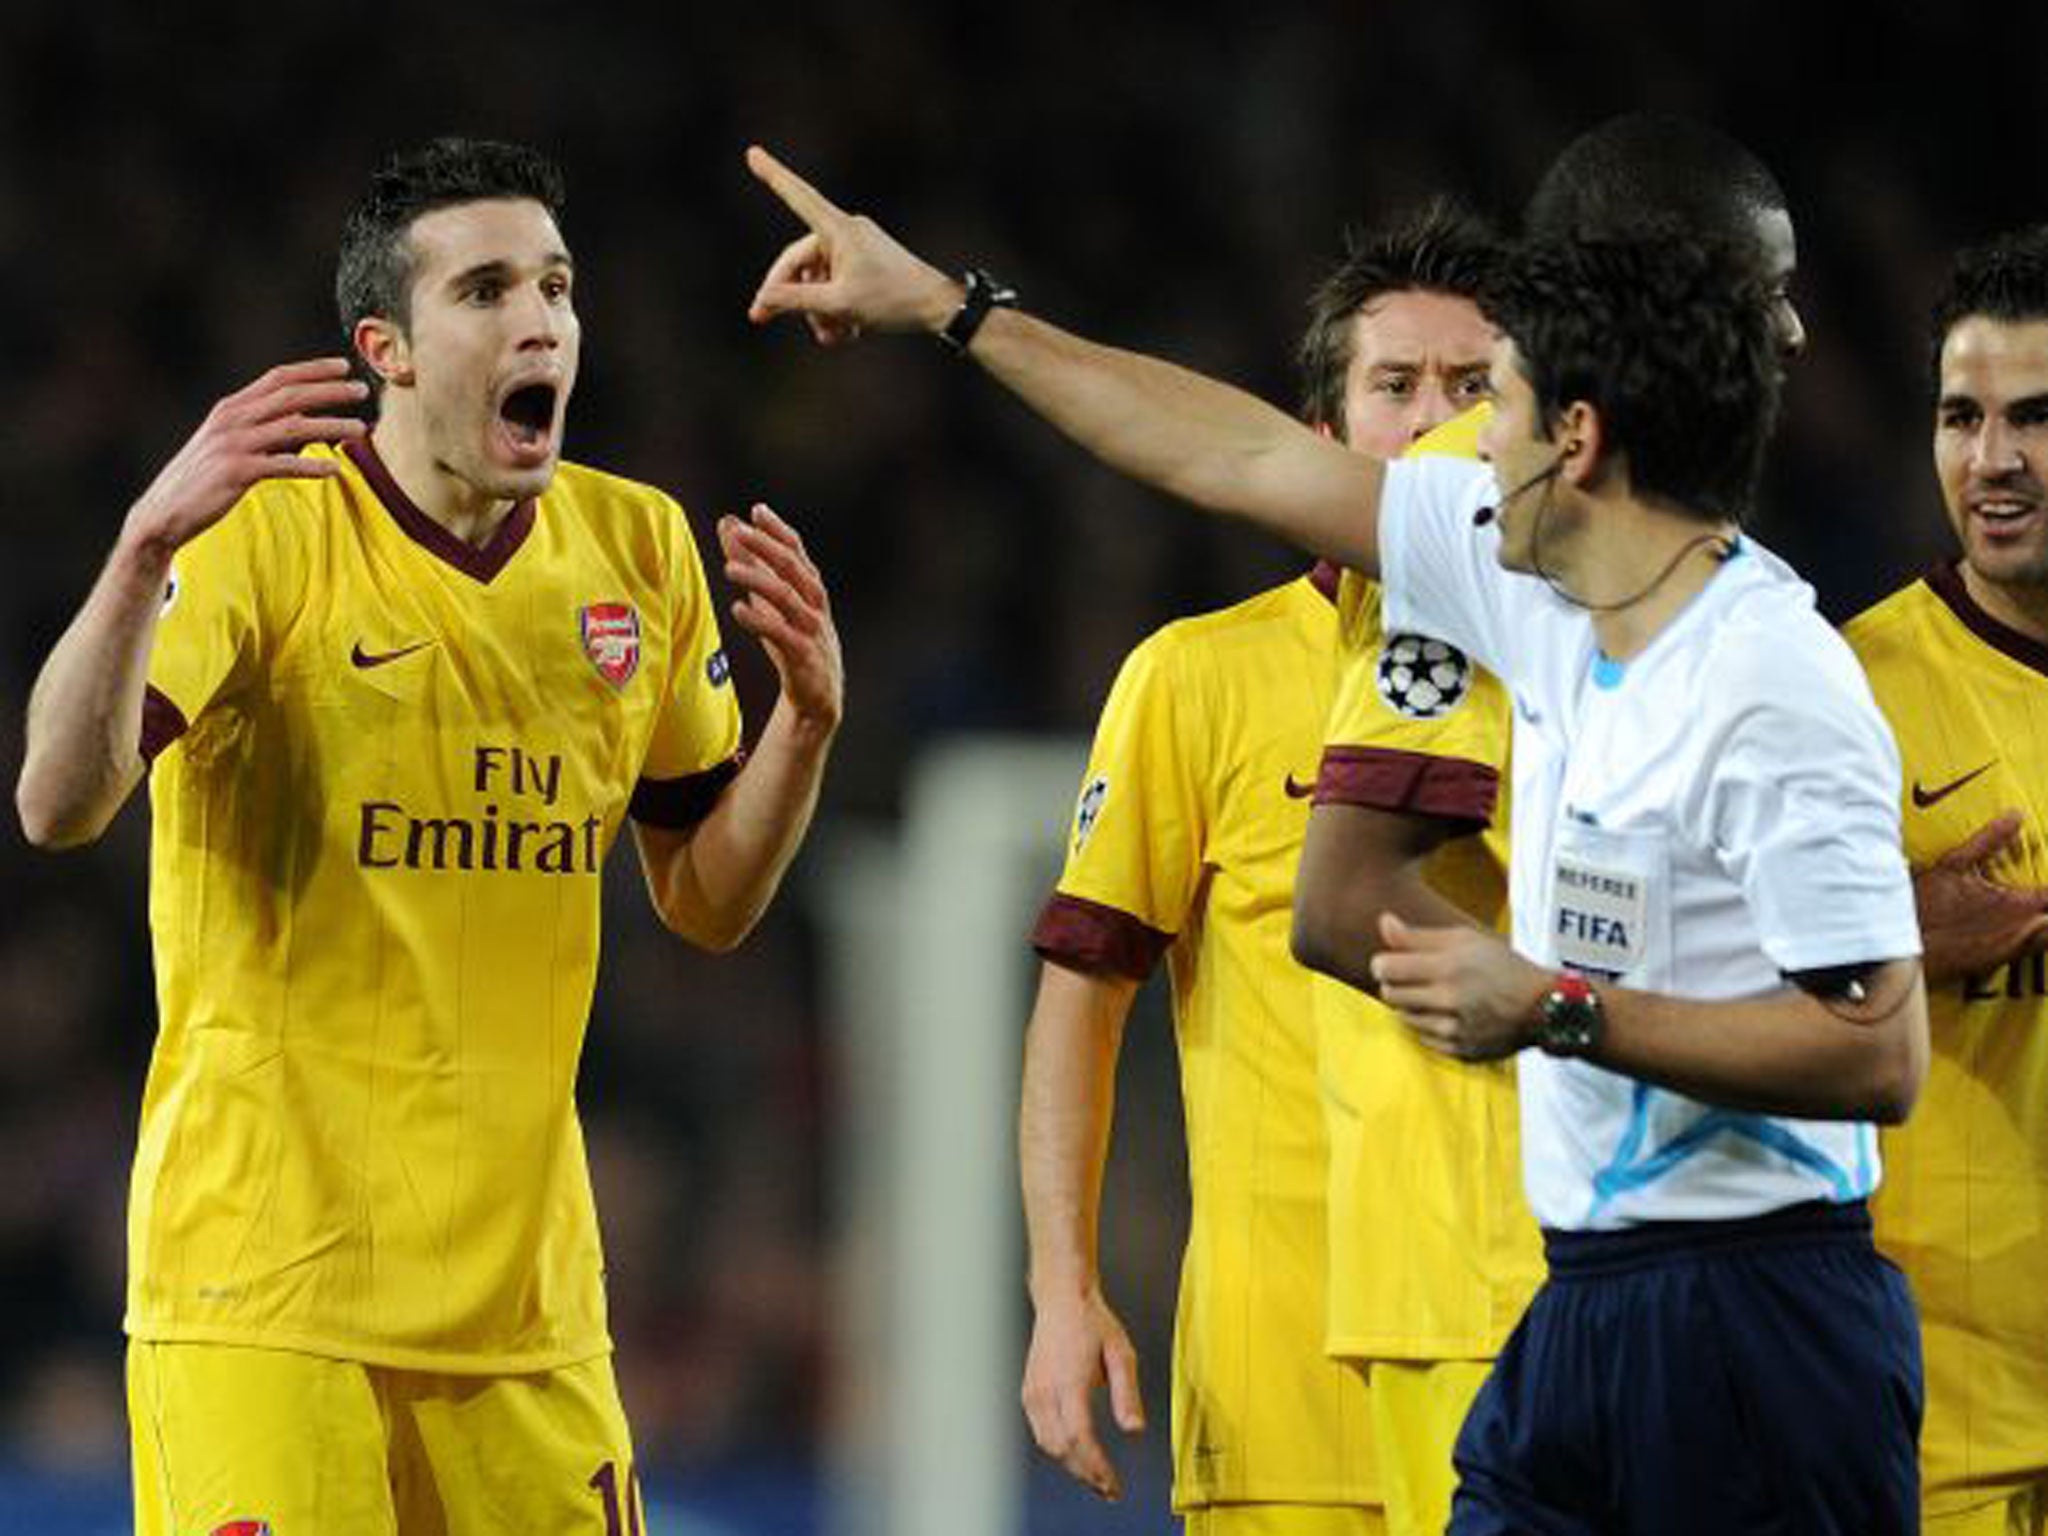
[351,639,435,670]
[1912,760,1997,809]
[1284,774,1317,800]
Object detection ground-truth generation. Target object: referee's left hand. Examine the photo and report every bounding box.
[1370,913,1551,1061]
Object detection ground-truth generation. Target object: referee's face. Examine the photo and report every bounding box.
[1479,339,1567,575]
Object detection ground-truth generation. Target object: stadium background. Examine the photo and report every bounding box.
[0,2,2034,1530]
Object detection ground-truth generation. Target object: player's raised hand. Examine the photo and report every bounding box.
[717,504,843,735]
[1021,1287,1146,1501]
[744,146,962,345]
[1914,811,2048,983]
[123,358,368,555]
[1371,912,1551,1061]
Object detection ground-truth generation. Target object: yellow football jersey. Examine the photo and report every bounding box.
[1313,402,1544,1361]
[1847,565,2048,1514]
[1032,570,1378,1509]
[130,439,741,1373]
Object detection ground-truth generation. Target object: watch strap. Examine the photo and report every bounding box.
[940,268,1019,354]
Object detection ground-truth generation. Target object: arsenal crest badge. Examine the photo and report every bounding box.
[579,603,641,687]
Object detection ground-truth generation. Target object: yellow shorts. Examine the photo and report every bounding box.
[1357,1358,1491,1536]
[127,1341,642,1536]
[1926,1484,2048,1536]
[1184,1501,1387,1536]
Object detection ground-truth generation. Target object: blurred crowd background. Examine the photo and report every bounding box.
[0,2,2038,1529]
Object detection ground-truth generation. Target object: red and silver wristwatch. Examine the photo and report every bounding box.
[1534,971,1604,1058]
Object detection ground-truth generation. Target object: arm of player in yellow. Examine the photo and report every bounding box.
[743,145,1385,576]
[1293,801,1483,994]
[17,360,367,848]
[1370,914,1928,1123]
[1018,961,1148,1503]
[633,504,841,950]
[1913,811,2048,984]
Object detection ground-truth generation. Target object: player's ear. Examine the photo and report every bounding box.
[354,315,414,389]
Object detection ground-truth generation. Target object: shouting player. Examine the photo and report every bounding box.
[16,138,842,1535]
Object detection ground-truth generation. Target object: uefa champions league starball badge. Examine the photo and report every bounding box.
[1073,776,1109,852]
[1376,634,1474,719]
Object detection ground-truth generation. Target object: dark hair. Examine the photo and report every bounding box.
[1929,225,2048,389]
[1526,113,1785,247]
[1296,200,1499,433]
[1484,233,1780,524]
[336,137,567,341]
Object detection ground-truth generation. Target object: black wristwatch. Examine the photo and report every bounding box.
[939,268,1019,354]
[1533,971,1603,1058]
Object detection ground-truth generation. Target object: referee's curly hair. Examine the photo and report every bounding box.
[1484,233,1781,528]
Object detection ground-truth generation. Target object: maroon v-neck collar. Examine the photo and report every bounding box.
[1926,559,2048,681]
[345,438,537,585]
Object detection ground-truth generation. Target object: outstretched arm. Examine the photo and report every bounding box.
[1368,914,1928,1123]
[634,505,842,950]
[1018,961,1148,1502]
[743,146,1385,574]
[16,360,368,848]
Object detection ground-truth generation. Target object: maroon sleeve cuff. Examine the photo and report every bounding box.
[140,686,189,764]
[629,754,743,831]
[1031,892,1173,982]
[1314,746,1499,828]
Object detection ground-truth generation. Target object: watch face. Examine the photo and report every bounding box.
[1538,986,1601,1057]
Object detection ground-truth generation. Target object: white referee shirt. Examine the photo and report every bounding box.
[1378,456,1921,1231]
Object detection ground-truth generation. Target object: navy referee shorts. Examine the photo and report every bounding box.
[1448,1199,1921,1536]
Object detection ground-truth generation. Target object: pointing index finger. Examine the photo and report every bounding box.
[745,145,844,230]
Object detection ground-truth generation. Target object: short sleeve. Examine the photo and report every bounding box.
[1316,567,1509,826]
[144,488,295,760]
[1030,631,1210,981]
[629,501,745,829]
[1702,648,1920,974]
[1377,456,1514,676]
